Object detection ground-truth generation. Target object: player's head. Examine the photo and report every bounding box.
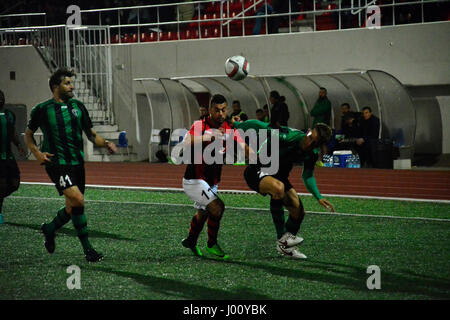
[49,68,75,101]
[0,90,4,109]
[319,87,327,98]
[209,94,227,125]
[311,122,332,147]
[341,103,350,114]
[232,100,242,114]
[362,106,372,120]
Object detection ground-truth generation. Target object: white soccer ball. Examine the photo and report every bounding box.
[224,55,250,81]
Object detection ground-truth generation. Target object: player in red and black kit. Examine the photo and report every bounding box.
[181,94,251,260]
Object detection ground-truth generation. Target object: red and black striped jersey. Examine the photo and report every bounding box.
[184,117,243,186]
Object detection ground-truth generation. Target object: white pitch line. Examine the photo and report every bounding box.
[20,182,450,204]
[9,195,450,222]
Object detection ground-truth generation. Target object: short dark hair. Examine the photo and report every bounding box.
[232,100,240,106]
[314,123,332,146]
[210,94,227,107]
[341,103,350,109]
[319,87,327,91]
[49,68,75,92]
[270,90,280,100]
[263,104,268,110]
[256,108,263,113]
[362,106,372,113]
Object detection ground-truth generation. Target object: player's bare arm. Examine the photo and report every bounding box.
[86,128,117,154]
[24,128,53,165]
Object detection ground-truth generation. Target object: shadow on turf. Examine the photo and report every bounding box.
[86,266,270,299]
[4,222,136,242]
[226,259,450,299]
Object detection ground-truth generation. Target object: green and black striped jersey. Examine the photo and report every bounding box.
[28,98,93,166]
[0,108,17,160]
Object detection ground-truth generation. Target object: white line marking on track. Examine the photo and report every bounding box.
[21,182,450,204]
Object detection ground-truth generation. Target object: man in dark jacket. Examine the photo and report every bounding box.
[357,106,380,167]
[311,87,331,126]
[269,91,289,127]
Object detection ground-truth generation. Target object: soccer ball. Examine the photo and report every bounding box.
[224,55,249,81]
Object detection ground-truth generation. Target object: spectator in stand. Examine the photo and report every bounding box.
[271,0,300,33]
[199,106,208,120]
[255,108,265,122]
[357,106,380,167]
[252,1,274,35]
[230,100,248,122]
[311,87,331,127]
[269,91,289,127]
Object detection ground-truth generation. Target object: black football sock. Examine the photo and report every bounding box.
[270,198,286,239]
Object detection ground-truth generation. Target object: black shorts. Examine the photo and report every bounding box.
[45,164,85,196]
[0,159,20,180]
[244,165,293,195]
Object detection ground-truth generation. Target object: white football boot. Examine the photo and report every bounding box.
[276,243,307,259]
[277,232,304,248]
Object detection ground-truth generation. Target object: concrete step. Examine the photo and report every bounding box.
[93,144,133,155]
[93,124,119,132]
[87,152,138,162]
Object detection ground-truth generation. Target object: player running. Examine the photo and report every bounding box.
[232,118,335,259]
[24,68,117,262]
[181,94,251,260]
[0,90,26,224]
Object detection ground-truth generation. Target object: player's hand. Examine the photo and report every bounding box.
[37,152,54,165]
[356,138,364,145]
[106,141,118,154]
[318,198,335,212]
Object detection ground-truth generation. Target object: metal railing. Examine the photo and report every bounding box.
[0,12,47,28]
[76,0,449,43]
[0,25,113,124]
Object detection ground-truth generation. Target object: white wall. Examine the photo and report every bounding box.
[122,22,450,86]
[0,46,51,115]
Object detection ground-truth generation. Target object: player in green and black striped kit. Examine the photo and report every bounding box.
[0,90,26,224]
[25,69,117,262]
[231,118,335,259]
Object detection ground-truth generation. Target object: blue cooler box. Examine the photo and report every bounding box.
[333,150,352,168]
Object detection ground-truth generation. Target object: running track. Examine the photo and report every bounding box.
[18,161,450,201]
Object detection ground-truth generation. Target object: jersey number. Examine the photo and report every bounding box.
[59,175,73,188]
[201,188,212,200]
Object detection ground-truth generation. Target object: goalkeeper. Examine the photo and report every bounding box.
[231,118,335,259]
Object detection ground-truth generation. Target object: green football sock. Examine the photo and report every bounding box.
[71,207,93,254]
[45,207,71,234]
[270,199,286,239]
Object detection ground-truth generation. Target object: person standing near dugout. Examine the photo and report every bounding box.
[24,68,117,262]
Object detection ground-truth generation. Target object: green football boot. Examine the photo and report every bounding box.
[205,243,229,260]
[182,238,203,257]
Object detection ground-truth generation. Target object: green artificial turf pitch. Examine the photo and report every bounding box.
[0,184,449,300]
